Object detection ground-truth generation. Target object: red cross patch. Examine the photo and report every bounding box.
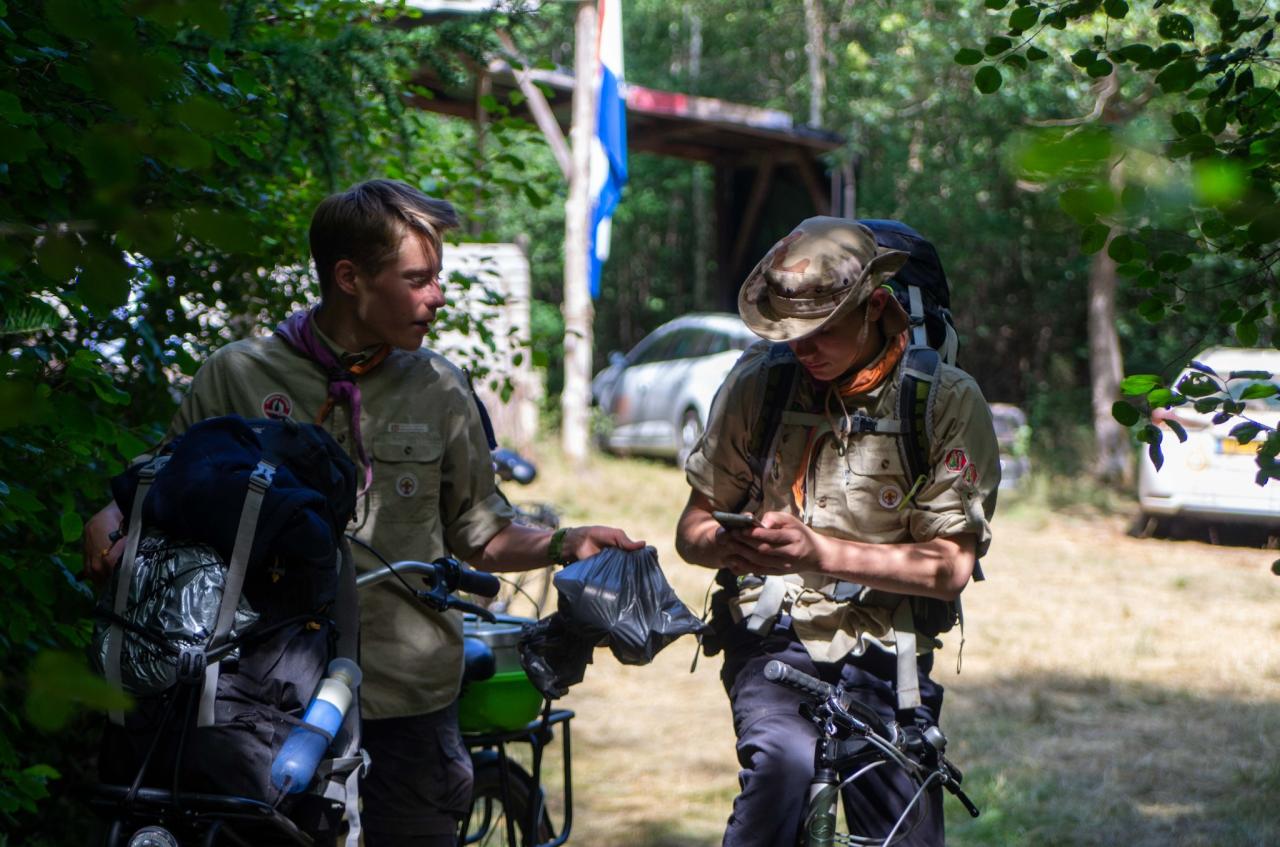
[395,472,419,498]
[261,392,293,420]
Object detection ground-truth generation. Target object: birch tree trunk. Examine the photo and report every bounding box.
[561,1,597,465]
[803,0,826,126]
[1090,162,1131,484]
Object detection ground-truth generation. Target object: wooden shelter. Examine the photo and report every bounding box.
[408,58,849,309]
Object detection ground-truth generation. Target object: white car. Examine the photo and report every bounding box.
[593,313,757,464]
[1137,346,1280,530]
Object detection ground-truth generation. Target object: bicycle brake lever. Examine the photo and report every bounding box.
[943,779,980,818]
[447,597,497,622]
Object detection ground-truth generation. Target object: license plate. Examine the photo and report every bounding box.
[1219,438,1261,455]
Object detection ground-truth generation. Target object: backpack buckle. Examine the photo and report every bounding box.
[249,460,278,492]
[841,414,880,435]
[176,647,208,684]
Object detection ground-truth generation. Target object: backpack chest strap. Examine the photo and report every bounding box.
[780,410,903,435]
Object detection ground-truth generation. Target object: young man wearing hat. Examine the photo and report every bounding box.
[83,179,643,846]
[676,217,999,845]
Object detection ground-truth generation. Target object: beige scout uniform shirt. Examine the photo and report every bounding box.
[165,324,514,719]
[686,341,1000,664]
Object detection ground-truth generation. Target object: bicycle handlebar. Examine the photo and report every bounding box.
[762,660,892,739]
[355,557,500,621]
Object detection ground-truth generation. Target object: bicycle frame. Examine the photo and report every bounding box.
[461,708,575,847]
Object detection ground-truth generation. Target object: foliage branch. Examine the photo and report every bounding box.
[961,0,1279,480]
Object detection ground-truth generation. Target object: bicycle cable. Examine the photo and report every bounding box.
[494,574,545,615]
[345,534,421,597]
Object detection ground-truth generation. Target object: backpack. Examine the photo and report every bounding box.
[92,415,364,844]
[731,220,980,710]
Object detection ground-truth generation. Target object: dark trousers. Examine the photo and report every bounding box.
[361,701,473,847]
[719,618,945,847]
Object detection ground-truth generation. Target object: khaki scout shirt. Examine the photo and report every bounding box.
[686,341,1000,663]
[166,325,514,718]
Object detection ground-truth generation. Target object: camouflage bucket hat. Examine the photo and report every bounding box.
[738,217,910,343]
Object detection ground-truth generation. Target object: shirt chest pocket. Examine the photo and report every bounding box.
[372,433,444,523]
[842,436,911,535]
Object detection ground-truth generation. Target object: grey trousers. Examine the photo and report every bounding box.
[719,618,945,847]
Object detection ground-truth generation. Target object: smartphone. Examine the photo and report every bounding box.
[712,511,762,530]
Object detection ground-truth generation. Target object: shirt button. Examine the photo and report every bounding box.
[881,459,890,469]
[403,445,413,455]
[817,496,828,509]
[336,434,346,444]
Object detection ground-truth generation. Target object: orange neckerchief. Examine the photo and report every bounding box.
[790,331,908,511]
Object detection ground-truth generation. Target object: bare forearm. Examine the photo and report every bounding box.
[675,491,733,570]
[473,521,645,573]
[811,534,975,601]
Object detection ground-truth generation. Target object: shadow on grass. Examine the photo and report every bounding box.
[603,819,722,847]
[944,671,1279,847]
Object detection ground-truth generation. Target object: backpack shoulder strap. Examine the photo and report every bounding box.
[105,454,170,725]
[734,343,800,514]
[198,459,277,727]
[897,344,941,505]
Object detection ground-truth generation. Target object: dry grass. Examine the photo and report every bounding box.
[503,447,1280,846]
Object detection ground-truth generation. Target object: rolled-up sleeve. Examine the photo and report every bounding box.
[438,376,515,560]
[684,345,770,510]
[904,369,1000,557]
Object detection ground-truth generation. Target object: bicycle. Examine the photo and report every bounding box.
[763,660,979,847]
[88,555,504,847]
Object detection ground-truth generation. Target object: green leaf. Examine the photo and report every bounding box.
[1009,6,1039,31]
[1236,320,1259,346]
[1154,251,1192,273]
[1107,234,1136,262]
[1171,112,1201,136]
[1166,418,1188,443]
[1081,223,1109,254]
[984,36,1014,56]
[955,48,984,66]
[1238,383,1279,400]
[975,66,1003,93]
[1155,59,1200,93]
[1121,374,1162,395]
[1087,59,1114,78]
[984,0,1010,9]
[90,379,130,406]
[58,511,82,543]
[1104,0,1129,18]
[1158,14,1195,41]
[1112,401,1140,426]
[1138,297,1166,322]
[1148,388,1176,407]
[1230,421,1263,444]
[1026,45,1050,61]
[24,651,131,731]
[1147,439,1164,471]
[1071,48,1097,68]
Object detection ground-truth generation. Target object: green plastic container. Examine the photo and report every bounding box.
[458,616,544,733]
[458,669,544,733]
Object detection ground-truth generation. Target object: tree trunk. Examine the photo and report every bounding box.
[1090,163,1131,484]
[561,1,597,466]
[802,0,826,126]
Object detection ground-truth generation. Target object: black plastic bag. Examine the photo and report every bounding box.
[518,546,705,699]
[554,545,706,664]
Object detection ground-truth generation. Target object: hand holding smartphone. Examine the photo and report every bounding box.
[712,511,762,530]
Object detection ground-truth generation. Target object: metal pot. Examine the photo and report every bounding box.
[463,615,533,675]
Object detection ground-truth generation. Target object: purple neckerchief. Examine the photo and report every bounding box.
[274,308,389,497]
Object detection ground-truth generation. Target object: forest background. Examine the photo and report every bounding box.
[1,0,1276,843]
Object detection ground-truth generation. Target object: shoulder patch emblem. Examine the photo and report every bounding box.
[878,483,904,510]
[962,464,980,487]
[944,449,968,473]
[261,392,293,420]
[395,472,419,498]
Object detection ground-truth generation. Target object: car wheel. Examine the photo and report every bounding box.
[676,408,703,468]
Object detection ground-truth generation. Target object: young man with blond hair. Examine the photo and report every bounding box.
[84,179,642,846]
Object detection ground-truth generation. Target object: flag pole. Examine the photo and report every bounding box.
[561,0,598,466]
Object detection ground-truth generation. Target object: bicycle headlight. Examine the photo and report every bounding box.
[126,826,179,847]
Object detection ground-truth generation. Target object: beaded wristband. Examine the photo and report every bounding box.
[547,527,573,566]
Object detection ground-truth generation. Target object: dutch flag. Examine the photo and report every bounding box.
[589,0,627,298]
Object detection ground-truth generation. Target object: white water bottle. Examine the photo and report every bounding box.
[270,658,361,794]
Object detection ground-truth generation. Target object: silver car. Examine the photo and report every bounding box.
[593,313,757,464]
